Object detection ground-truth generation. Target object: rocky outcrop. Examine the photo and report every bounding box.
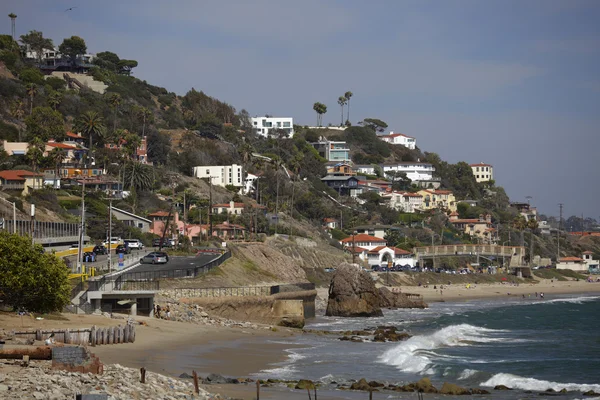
[378,287,428,309]
[326,263,383,317]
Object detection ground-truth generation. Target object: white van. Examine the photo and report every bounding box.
[124,239,144,250]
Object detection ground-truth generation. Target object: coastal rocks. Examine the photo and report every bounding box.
[494,385,513,390]
[378,286,428,309]
[372,326,411,342]
[204,373,239,384]
[0,361,219,399]
[440,382,471,395]
[350,378,378,391]
[326,263,383,317]
[277,316,305,329]
[295,379,315,389]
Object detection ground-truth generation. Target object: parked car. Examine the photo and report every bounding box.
[115,244,131,255]
[153,238,174,248]
[124,239,144,250]
[93,245,108,255]
[140,251,169,264]
[371,265,381,271]
[82,252,96,262]
[102,237,122,246]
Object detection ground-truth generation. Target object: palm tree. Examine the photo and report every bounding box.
[76,111,106,163]
[26,137,45,172]
[47,147,65,188]
[47,91,62,110]
[312,102,327,127]
[10,100,25,140]
[337,96,347,127]
[106,92,122,133]
[123,161,154,213]
[344,91,353,125]
[137,107,152,137]
[513,215,527,248]
[26,83,37,115]
[123,132,141,160]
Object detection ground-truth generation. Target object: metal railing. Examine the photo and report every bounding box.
[270,283,316,294]
[169,286,272,299]
[114,280,159,291]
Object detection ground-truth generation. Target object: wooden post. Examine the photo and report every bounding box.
[123,325,130,343]
[108,327,114,344]
[35,329,42,341]
[192,370,199,394]
[140,367,146,383]
[314,387,317,400]
[256,380,260,400]
[369,388,373,400]
[307,388,312,400]
[129,324,136,343]
[90,325,96,346]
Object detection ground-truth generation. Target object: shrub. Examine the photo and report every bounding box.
[19,67,44,84]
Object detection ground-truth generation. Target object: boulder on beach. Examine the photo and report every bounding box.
[326,263,383,317]
[295,379,315,389]
[378,286,428,309]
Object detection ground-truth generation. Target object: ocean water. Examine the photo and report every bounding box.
[255,294,600,399]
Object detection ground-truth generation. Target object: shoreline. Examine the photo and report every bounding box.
[397,277,600,303]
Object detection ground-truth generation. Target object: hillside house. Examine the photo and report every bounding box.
[105,136,151,164]
[355,165,376,175]
[193,164,244,188]
[311,139,351,162]
[212,201,266,215]
[323,218,338,229]
[511,202,538,222]
[352,224,401,240]
[366,246,414,268]
[384,191,424,213]
[418,189,457,212]
[321,175,361,196]
[470,162,494,183]
[326,162,355,176]
[449,213,497,244]
[379,132,417,149]
[111,207,151,233]
[0,170,43,195]
[251,117,294,138]
[556,251,599,272]
[381,162,435,182]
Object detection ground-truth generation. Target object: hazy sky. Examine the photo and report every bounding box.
[2,0,599,219]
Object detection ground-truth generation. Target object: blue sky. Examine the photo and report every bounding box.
[2,0,599,219]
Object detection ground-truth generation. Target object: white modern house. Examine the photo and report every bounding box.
[381,162,435,182]
[193,164,244,187]
[251,117,294,138]
[470,162,494,183]
[379,132,417,149]
[366,246,414,268]
[241,173,258,195]
[355,165,376,175]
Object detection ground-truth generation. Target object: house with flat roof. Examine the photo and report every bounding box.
[381,162,435,182]
[321,175,361,196]
[251,117,294,137]
[0,170,44,195]
[352,224,401,239]
[556,251,599,272]
[311,139,351,162]
[193,164,244,188]
[212,201,266,215]
[449,213,497,244]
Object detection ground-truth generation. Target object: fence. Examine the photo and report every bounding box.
[114,280,159,291]
[168,286,272,299]
[270,283,316,294]
[11,324,135,346]
[2,220,80,240]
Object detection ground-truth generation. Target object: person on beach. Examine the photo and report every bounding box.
[540,292,544,299]
[166,305,171,320]
[45,333,55,345]
[156,304,162,319]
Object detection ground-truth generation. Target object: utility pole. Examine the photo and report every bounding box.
[183,190,187,245]
[208,177,213,239]
[557,203,563,262]
[352,231,356,264]
[30,204,35,245]
[108,198,113,272]
[76,178,86,273]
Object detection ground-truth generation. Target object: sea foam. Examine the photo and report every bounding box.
[378,324,506,374]
[481,373,600,393]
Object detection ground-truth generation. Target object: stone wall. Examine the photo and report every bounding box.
[52,346,103,374]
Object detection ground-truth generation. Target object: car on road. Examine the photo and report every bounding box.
[82,252,96,262]
[115,244,131,255]
[139,251,169,264]
[124,239,144,250]
[93,245,108,255]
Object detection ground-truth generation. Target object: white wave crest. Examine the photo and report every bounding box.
[378,324,506,373]
[542,296,600,305]
[458,369,479,380]
[481,373,600,393]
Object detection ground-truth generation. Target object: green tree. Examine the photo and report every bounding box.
[123,161,154,213]
[0,231,70,313]
[47,147,65,188]
[47,91,62,110]
[313,102,327,126]
[25,106,65,142]
[344,91,353,125]
[58,35,87,67]
[19,67,44,84]
[26,83,37,115]
[361,118,388,133]
[122,131,141,160]
[106,92,122,133]
[25,136,45,172]
[76,111,105,155]
[117,59,138,75]
[337,96,346,126]
[19,30,54,64]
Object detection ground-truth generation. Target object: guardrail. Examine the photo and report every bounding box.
[168,286,271,299]
[115,280,159,291]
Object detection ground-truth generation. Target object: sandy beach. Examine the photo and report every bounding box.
[399,277,600,302]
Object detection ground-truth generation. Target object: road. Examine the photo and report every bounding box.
[119,253,220,280]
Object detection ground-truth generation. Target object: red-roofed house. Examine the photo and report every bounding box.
[379,132,416,149]
[340,234,386,251]
[449,213,497,244]
[323,218,338,229]
[105,135,151,164]
[0,170,43,194]
[384,191,424,213]
[366,245,415,268]
[470,162,494,183]
[556,251,599,272]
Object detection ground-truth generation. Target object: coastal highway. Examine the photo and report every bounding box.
[121,253,221,279]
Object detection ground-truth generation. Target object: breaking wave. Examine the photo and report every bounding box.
[481,373,600,393]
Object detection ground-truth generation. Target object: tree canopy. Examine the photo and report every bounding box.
[19,30,54,63]
[58,35,87,65]
[0,231,71,313]
[25,106,65,142]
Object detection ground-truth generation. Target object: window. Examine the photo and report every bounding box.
[253,121,257,126]
[283,122,291,127]
[138,223,143,229]
[476,167,480,172]
[277,122,281,127]
[206,169,210,174]
[485,167,489,171]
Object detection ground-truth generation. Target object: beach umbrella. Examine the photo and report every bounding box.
[501,277,507,281]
